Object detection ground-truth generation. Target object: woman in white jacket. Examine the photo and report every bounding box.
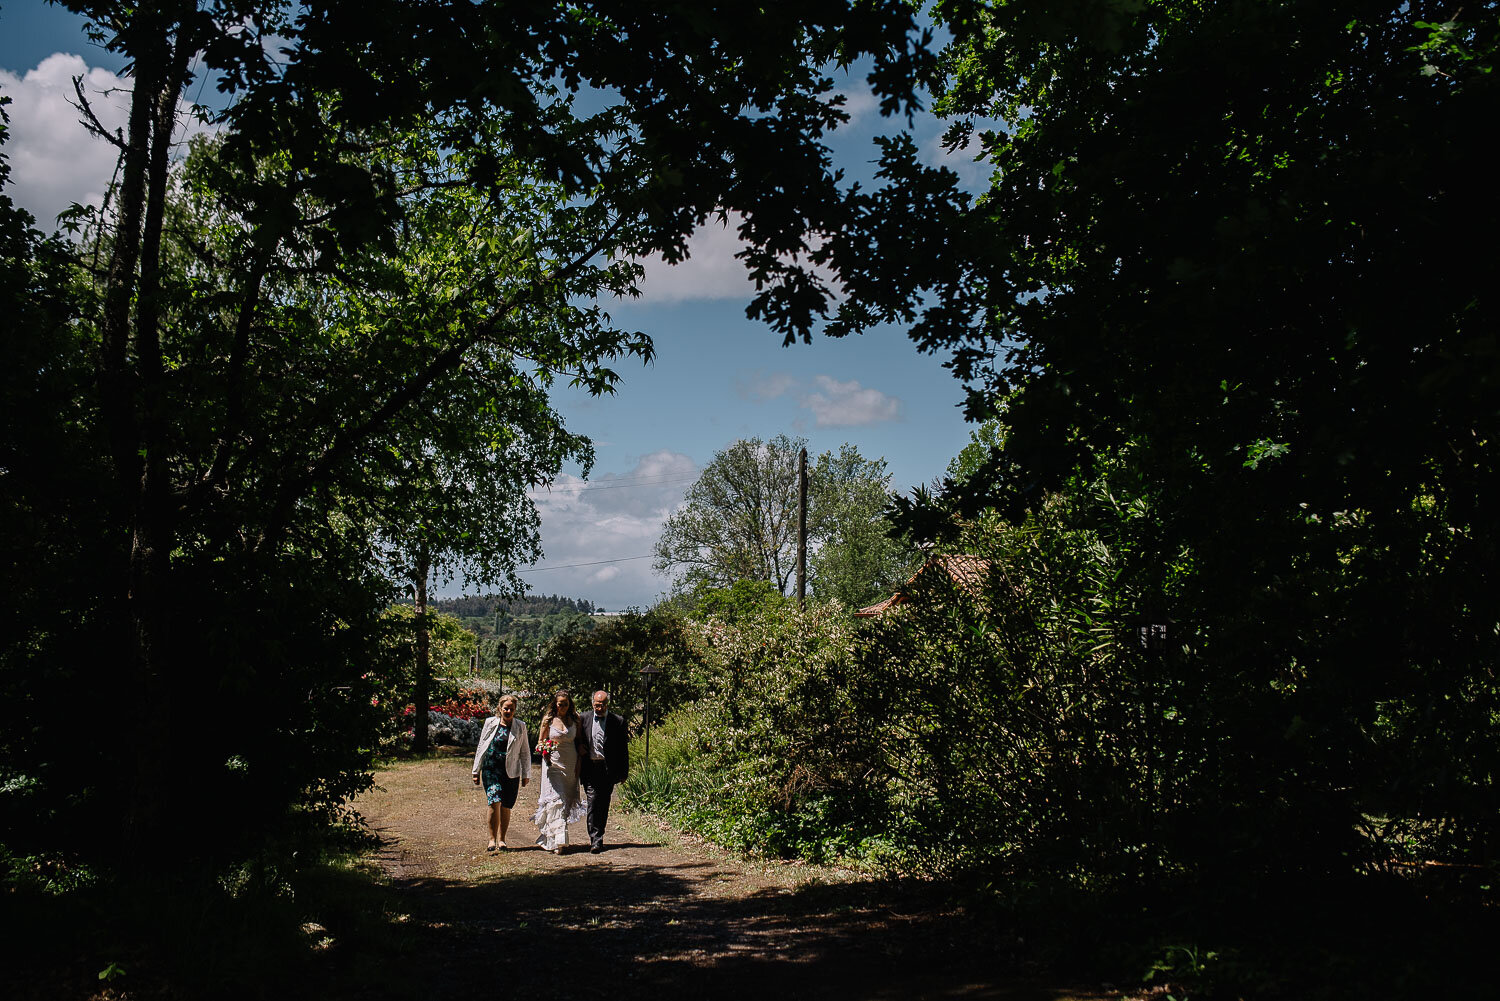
[471,694,530,851]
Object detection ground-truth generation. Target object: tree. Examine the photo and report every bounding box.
[381,605,477,680]
[808,444,919,607]
[655,437,916,603]
[944,418,1005,485]
[684,579,789,625]
[827,1,1500,871]
[344,140,614,748]
[514,607,704,732]
[0,98,115,861]
[2,0,929,872]
[655,435,805,594]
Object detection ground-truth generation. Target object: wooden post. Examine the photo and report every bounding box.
[797,447,807,607]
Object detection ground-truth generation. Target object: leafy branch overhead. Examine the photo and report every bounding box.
[821,0,1500,886]
[0,0,930,869]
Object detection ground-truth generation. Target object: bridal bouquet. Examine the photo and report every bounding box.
[536,737,559,759]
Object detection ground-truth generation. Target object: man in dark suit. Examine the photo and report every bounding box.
[577,690,629,854]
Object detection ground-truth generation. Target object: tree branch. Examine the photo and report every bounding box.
[71,75,128,151]
[256,211,631,551]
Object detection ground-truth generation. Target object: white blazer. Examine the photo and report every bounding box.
[471,716,530,780]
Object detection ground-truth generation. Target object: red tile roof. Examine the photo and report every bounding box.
[853,554,991,617]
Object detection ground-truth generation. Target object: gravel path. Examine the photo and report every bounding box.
[336,749,1111,1001]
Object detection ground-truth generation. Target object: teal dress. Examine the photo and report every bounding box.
[480,723,516,805]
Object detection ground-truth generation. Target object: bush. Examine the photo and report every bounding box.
[510,607,707,732]
[623,602,893,864]
[426,710,483,747]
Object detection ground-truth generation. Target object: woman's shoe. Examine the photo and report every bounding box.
[486,843,497,853]
[497,841,508,851]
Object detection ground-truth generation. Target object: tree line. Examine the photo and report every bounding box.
[433,594,599,618]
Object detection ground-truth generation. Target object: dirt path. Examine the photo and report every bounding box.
[329,749,1114,1001]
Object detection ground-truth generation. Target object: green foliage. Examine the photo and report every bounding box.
[807,443,921,607]
[945,417,1006,484]
[1,0,929,887]
[824,0,1500,880]
[623,603,895,863]
[0,844,102,896]
[645,484,1182,878]
[509,607,705,731]
[682,579,789,624]
[654,434,807,593]
[380,606,477,680]
[433,593,604,676]
[2,0,924,870]
[655,436,919,604]
[0,3,933,993]
[435,593,597,618]
[634,458,1499,885]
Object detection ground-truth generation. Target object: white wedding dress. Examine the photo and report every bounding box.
[532,720,586,850]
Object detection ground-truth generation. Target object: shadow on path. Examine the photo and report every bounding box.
[309,839,1095,1001]
[310,752,1108,1001]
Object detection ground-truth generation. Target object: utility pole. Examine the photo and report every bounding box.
[797,446,808,607]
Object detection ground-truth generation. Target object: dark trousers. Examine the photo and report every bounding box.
[583,770,614,848]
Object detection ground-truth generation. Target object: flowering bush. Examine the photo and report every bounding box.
[425,710,483,747]
[429,690,492,720]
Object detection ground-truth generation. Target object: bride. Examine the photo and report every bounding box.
[532,689,587,853]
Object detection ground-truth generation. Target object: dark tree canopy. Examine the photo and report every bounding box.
[821,1,1500,871]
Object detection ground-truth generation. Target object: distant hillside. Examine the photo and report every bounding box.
[433,593,598,617]
[431,594,601,666]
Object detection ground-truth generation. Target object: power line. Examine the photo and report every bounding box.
[576,475,697,491]
[516,554,656,572]
[531,473,698,495]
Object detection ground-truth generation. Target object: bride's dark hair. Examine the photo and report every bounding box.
[539,689,579,733]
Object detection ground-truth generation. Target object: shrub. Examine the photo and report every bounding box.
[429,690,492,720]
[625,602,892,864]
[510,607,707,732]
[425,711,483,747]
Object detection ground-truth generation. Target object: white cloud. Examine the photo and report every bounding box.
[802,375,902,427]
[634,213,758,304]
[831,86,880,129]
[1,54,131,225]
[737,369,798,401]
[522,450,697,610]
[733,371,904,427]
[631,205,844,307]
[1,53,208,228]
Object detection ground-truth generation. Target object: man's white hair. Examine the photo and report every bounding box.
[592,690,610,703]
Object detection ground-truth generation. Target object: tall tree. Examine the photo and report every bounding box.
[827,1,1500,869]
[656,437,913,602]
[656,435,806,594]
[808,444,918,607]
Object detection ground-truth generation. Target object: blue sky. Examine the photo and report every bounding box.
[2,2,983,610]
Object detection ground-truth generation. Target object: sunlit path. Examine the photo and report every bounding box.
[335,751,1109,1001]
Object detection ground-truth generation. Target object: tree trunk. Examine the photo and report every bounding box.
[413,550,431,751]
[106,18,188,866]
